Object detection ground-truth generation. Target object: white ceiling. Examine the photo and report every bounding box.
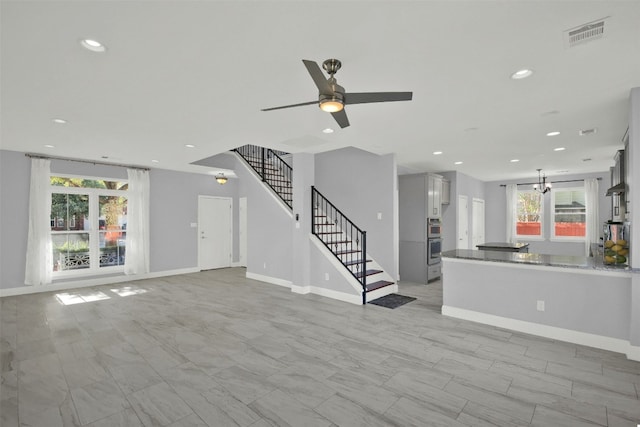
[2,1,640,182]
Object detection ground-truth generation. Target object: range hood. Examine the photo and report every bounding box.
[606,149,625,196]
[606,182,625,196]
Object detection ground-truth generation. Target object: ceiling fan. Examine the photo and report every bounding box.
[261,59,413,128]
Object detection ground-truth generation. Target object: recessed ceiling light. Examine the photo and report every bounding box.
[433,151,443,155]
[510,159,520,163]
[454,161,463,165]
[80,39,106,53]
[44,144,55,148]
[464,127,478,132]
[185,144,195,148]
[554,147,566,151]
[322,128,334,134]
[511,69,533,79]
[52,118,67,124]
[151,159,159,163]
[546,131,560,136]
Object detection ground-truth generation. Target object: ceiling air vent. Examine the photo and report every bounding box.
[564,17,608,48]
[579,128,597,136]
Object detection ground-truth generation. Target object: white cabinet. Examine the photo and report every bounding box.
[442,179,450,205]
[427,174,443,218]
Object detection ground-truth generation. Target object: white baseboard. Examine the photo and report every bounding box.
[0,267,200,298]
[307,285,362,305]
[230,261,244,267]
[246,272,292,288]
[442,305,639,361]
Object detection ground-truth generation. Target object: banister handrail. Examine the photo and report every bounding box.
[312,186,367,304]
[233,145,293,209]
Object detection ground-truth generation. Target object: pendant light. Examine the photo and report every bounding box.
[533,169,551,194]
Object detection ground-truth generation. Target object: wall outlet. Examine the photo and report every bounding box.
[377,212,382,220]
[536,300,545,312]
[263,262,267,269]
[325,273,329,281]
[190,222,197,228]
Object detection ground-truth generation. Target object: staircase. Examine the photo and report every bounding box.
[234,145,293,209]
[312,186,395,304]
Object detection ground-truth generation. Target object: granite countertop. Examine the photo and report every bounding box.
[475,242,529,249]
[442,247,632,273]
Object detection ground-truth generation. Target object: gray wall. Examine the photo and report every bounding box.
[235,154,293,282]
[443,259,631,341]
[483,171,610,256]
[314,147,398,279]
[398,174,427,283]
[0,149,239,290]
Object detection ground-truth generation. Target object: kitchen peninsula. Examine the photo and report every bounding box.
[441,249,638,361]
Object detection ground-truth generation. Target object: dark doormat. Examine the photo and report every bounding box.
[369,294,416,309]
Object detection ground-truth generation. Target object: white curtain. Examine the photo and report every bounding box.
[24,158,52,285]
[124,168,150,275]
[505,184,518,244]
[585,178,600,256]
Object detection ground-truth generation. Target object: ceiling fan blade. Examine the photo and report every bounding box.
[302,60,333,95]
[344,92,413,105]
[331,109,350,128]
[261,100,318,112]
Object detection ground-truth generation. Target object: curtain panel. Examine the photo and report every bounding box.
[124,168,150,275]
[505,184,518,244]
[24,158,52,285]
[584,178,600,256]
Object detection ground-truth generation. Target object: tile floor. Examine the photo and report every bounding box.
[1,268,639,426]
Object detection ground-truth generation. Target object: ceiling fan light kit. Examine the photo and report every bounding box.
[262,58,413,128]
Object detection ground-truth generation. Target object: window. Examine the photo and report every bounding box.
[517,191,543,238]
[51,176,128,275]
[552,188,586,240]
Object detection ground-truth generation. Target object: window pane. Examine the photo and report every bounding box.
[517,191,542,236]
[51,193,89,230]
[51,176,127,190]
[52,233,90,271]
[99,195,127,267]
[100,232,126,267]
[554,189,586,237]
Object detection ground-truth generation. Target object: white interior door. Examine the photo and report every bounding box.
[472,198,485,249]
[239,197,247,267]
[457,195,469,249]
[198,196,232,270]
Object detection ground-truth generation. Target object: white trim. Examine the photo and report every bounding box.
[442,305,639,361]
[246,272,292,288]
[233,152,293,218]
[442,257,632,278]
[197,195,233,270]
[0,267,200,298]
[307,285,362,305]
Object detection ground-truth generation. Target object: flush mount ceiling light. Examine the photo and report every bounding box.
[510,69,533,80]
[80,39,106,53]
[52,118,67,124]
[546,131,560,136]
[533,169,551,194]
[215,173,228,185]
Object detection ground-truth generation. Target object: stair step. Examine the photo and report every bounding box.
[354,269,383,279]
[335,249,360,255]
[321,239,352,245]
[315,231,343,235]
[366,280,395,292]
[344,259,372,266]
